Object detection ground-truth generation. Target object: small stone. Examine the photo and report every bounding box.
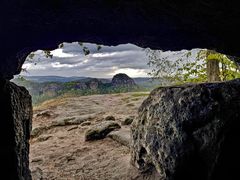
[31,126,49,138]
[31,157,43,163]
[37,135,52,142]
[81,121,91,126]
[85,121,121,141]
[67,126,78,131]
[51,114,96,126]
[36,111,52,118]
[121,117,134,125]
[105,115,115,121]
[31,167,43,180]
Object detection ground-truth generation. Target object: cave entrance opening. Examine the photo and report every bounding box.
[13,42,158,179]
[12,42,240,179]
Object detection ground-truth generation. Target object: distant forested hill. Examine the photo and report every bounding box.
[12,74,167,105]
[21,76,91,83]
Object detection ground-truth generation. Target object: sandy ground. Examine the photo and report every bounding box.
[30,92,149,180]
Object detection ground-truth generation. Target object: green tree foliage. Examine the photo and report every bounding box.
[146,48,240,84]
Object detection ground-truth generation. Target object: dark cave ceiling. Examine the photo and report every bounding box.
[0,0,240,79]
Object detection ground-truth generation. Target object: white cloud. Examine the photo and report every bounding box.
[20,43,200,78]
[22,63,46,70]
[91,52,118,58]
[108,68,149,77]
[51,62,79,68]
[51,49,76,58]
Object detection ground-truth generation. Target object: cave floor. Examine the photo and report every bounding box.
[30,92,148,180]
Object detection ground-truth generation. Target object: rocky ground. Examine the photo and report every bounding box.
[30,92,149,180]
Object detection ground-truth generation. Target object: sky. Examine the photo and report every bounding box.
[20,42,200,78]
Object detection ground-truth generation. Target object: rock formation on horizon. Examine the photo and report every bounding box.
[111,73,136,88]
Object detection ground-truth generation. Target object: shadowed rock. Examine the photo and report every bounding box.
[36,111,52,118]
[85,121,121,141]
[81,121,91,126]
[122,117,134,125]
[36,135,52,142]
[31,167,43,180]
[0,79,32,179]
[112,73,136,88]
[2,1,240,178]
[131,79,240,180]
[105,115,116,121]
[31,126,50,138]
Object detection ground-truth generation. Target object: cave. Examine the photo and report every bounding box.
[1,1,240,179]
[15,43,155,179]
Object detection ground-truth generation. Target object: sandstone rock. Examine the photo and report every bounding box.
[31,126,49,138]
[36,111,52,118]
[85,121,121,141]
[108,128,131,147]
[121,117,134,125]
[51,114,96,126]
[81,121,91,126]
[31,114,96,138]
[131,79,240,180]
[67,126,78,131]
[51,117,76,126]
[1,1,240,80]
[36,135,52,142]
[31,167,43,180]
[111,73,136,88]
[0,79,32,179]
[105,115,115,121]
[87,78,102,90]
[31,157,43,164]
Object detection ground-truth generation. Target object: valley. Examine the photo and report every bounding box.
[12,74,165,105]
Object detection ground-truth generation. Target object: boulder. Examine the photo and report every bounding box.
[108,128,131,147]
[131,79,240,180]
[85,121,121,141]
[0,79,32,179]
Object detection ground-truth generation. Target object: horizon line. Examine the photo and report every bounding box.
[17,75,150,79]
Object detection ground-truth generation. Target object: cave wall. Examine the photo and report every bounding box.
[0,78,32,179]
[0,1,240,179]
[131,79,240,180]
[1,0,240,78]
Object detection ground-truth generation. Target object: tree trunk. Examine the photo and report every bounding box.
[207,59,221,82]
